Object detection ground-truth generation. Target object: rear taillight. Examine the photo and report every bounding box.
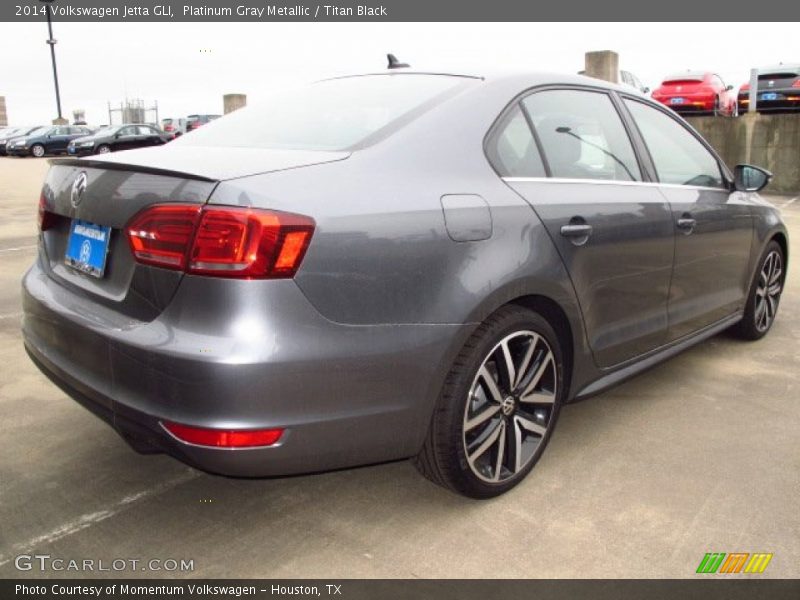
[162,421,284,447]
[792,80,800,88]
[38,193,57,231]
[125,204,314,279]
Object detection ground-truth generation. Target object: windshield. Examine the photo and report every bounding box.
[26,127,51,137]
[175,74,472,151]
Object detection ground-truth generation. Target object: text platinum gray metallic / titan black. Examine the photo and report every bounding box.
[22,70,788,498]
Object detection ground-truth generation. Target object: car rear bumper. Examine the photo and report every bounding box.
[21,258,470,477]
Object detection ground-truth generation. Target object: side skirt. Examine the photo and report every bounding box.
[571,312,743,402]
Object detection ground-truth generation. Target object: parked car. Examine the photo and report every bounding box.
[0,126,42,156]
[185,114,221,132]
[738,64,800,113]
[161,118,187,137]
[68,124,172,156]
[7,125,93,157]
[24,70,787,498]
[652,71,737,116]
[620,70,649,94]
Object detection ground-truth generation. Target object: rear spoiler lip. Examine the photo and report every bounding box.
[48,157,219,183]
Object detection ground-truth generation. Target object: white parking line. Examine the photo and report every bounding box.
[0,244,37,254]
[0,470,200,568]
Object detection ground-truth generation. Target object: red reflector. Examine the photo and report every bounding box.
[38,193,57,231]
[162,421,284,448]
[126,204,314,279]
[126,204,202,269]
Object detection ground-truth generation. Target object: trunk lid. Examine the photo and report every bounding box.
[39,148,348,320]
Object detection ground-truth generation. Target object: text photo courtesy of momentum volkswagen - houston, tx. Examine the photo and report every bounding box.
[0,1,799,599]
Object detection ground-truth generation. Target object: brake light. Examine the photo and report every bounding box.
[793,80,800,88]
[162,421,284,447]
[125,204,314,278]
[38,193,57,231]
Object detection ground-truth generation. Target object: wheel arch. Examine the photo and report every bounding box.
[771,231,789,274]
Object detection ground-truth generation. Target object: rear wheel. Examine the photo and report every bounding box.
[733,240,784,340]
[31,144,45,158]
[415,305,564,498]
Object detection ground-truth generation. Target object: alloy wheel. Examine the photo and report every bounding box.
[754,250,782,332]
[32,145,45,158]
[462,330,557,483]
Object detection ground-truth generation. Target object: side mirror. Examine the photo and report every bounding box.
[734,164,772,192]
[726,85,734,91]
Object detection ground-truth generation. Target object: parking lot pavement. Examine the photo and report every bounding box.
[0,156,797,579]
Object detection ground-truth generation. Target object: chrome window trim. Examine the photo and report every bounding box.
[502,176,727,193]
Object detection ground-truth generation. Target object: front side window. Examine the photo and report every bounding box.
[523,90,641,182]
[624,99,725,188]
[486,105,546,177]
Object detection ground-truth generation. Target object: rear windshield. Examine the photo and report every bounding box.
[175,74,471,151]
[663,75,704,84]
[758,71,799,79]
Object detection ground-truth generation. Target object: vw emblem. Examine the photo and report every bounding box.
[79,240,92,263]
[501,395,516,416]
[71,171,88,208]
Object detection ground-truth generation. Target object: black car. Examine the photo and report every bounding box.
[0,126,42,156]
[739,64,800,113]
[68,124,172,156]
[185,114,221,132]
[6,125,94,157]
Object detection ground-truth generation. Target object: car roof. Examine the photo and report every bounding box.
[757,64,800,74]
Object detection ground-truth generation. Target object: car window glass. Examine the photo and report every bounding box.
[137,126,153,135]
[523,90,641,182]
[119,127,134,136]
[624,99,724,188]
[486,105,546,177]
[54,127,69,135]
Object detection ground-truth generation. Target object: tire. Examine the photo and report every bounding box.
[96,144,111,154]
[732,240,785,340]
[731,102,739,117]
[415,305,565,498]
[713,97,720,117]
[31,144,45,158]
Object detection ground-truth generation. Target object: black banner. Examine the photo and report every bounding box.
[2,579,800,600]
[3,0,800,22]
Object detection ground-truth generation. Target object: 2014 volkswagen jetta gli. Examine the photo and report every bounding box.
[22,70,788,498]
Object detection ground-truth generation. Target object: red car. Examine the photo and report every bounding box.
[651,71,737,116]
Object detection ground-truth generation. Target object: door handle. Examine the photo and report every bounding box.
[560,224,593,238]
[676,215,696,234]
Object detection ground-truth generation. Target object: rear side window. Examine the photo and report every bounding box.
[624,99,725,188]
[175,74,471,151]
[486,105,545,177]
[523,90,641,182]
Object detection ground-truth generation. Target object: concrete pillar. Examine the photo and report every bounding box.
[51,117,68,125]
[223,93,247,114]
[0,96,7,126]
[584,51,619,84]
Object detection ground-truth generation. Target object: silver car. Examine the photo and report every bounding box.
[23,70,787,498]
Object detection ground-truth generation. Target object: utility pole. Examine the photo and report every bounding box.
[40,0,66,124]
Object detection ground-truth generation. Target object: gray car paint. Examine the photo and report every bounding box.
[22,71,789,477]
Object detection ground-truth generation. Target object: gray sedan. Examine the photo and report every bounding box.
[23,69,788,498]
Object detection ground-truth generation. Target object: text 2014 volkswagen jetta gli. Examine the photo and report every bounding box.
[23,70,788,498]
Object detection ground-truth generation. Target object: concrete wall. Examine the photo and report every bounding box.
[688,113,800,195]
[0,96,7,126]
[223,93,247,114]
[584,51,619,84]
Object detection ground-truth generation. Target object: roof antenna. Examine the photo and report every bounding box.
[387,54,410,69]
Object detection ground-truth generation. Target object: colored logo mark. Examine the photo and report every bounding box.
[696,552,773,574]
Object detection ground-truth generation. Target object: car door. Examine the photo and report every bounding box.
[498,88,675,368]
[47,126,71,152]
[622,98,753,341]
[113,126,137,151]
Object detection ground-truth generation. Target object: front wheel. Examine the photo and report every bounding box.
[733,240,785,340]
[415,305,565,498]
[31,144,45,158]
[96,144,111,154]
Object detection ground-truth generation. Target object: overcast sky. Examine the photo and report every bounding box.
[0,22,795,125]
